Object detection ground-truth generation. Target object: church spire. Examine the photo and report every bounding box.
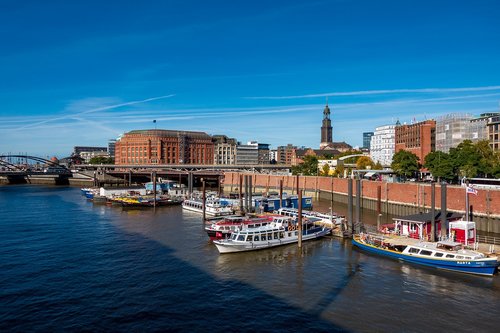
[323,99,331,119]
[320,99,333,148]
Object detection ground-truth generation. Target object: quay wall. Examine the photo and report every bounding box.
[0,175,70,185]
[222,172,500,234]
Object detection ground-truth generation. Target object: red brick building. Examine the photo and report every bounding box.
[395,120,436,163]
[115,129,214,165]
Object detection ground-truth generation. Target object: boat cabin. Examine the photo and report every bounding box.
[448,220,476,246]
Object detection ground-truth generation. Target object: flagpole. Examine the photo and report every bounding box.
[465,187,469,222]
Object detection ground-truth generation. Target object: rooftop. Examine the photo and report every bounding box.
[125,129,212,139]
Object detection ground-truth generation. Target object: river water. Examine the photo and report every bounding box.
[1,185,499,332]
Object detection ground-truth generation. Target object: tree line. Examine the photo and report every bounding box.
[292,140,500,183]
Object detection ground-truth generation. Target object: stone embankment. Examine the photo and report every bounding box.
[222,172,500,234]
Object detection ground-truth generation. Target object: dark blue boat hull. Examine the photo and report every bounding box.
[352,237,499,276]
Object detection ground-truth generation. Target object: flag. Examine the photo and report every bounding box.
[466,186,478,195]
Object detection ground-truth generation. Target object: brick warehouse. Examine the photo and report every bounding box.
[222,172,500,233]
[395,120,436,163]
[115,129,214,165]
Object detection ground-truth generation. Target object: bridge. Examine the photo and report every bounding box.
[76,163,291,172]
[75,163,292,189]
[0,155,72,185]
[0,155,292,186]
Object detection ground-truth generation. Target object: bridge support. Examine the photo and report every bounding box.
[188,172,194,196]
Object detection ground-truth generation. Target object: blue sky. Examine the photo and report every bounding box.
[1,0,500,157]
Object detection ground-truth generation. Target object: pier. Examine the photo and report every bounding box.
[222,172,500,234]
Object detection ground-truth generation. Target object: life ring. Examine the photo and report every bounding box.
[289,225,295,231]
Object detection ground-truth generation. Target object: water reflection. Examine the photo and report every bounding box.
[214,240,327,273]
[55,190,500,331]
[400,263,497,292]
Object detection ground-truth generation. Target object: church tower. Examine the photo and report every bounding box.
[320,99,333,149]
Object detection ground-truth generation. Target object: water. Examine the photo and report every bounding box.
[1,186,499,332]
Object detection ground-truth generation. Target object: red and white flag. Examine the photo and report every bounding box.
[466,186,478,195]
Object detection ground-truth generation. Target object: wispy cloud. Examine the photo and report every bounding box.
[12,94,175,131]
[245,85,500,100]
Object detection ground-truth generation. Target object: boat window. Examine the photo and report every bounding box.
[261,234,267,241]
[231,234,237,240]
[420,250,432,256]
[254,235,259,241]
[237,235,245,241]
[445,254,455,258]
[279,232,284,238]
[288,232,292,237]
[274,233,279,239]
[247,235,253,242]
[409,247,419,254]
[456,255,464,260]
[464,256,471,260]
[225,226,230,230]
[267,233,273,240]
[434,252,444,257]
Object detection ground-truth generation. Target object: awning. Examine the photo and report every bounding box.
[364,172,376,178]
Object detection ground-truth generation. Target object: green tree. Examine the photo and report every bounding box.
[373,161,383,170]
[333,164,345,177]
[424,151,454,182]
[356,156,374,170]
[391,150,420,179]
[492,153,500,178]
[89,156,114,164]
[291,155,318,176]
[475,140,496,177]
[321,163,331,176]
[449,140,481,179]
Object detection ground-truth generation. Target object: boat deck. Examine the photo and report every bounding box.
[365,233,498,257]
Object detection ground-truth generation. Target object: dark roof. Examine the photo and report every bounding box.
[393,211,463,223]
[126,129,211,139]
[317,149,341,156]
[321,142,352,150]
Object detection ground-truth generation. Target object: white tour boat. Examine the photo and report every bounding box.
[274,207,345,227]
[182,198,234,217]
[213,216,331,253]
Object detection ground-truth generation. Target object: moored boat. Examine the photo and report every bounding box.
[81,188,99,199]
[111,195,183,207]
[182,198,234,216]
[205,215,276,240]
[274,207,345,228]
[352,233,499,276]
[213,216,331,253]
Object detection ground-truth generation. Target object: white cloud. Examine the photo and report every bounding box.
[12,94,175,131]
[246,85,500,100]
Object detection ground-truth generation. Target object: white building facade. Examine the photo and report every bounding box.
[236,141,259,165]
[370,124,396,166]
